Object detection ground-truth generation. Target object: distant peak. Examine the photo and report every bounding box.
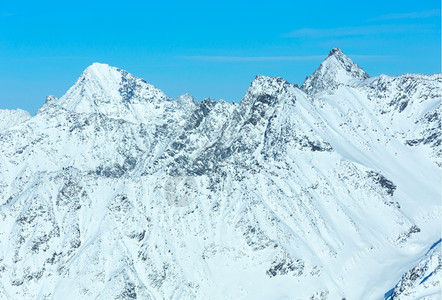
[324,48,365,72]
[301,48,369,94]
[327,48,344,57]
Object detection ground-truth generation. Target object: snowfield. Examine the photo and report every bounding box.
[0,48,440,299]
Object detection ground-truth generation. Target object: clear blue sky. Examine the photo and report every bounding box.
[0,0,440,114]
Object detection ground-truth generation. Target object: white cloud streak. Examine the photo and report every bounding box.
[285,24,434,38]
[179,55,325,62]
[374,9,440,20]
[179,54,390,62]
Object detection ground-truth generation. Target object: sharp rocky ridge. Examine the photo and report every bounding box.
[0,48,440,299]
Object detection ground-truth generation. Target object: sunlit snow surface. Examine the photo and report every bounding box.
[0,49,440,299]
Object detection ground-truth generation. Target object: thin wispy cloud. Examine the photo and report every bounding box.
[179,55,325,62]
[285,24,434,38]
[179,54,390,62]
[7,56,88,63]
[373,9,440,21]
[349,55,392,59]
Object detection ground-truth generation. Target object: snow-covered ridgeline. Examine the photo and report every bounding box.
[0,48,440,299]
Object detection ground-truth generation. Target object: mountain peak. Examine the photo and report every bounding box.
[248,75,300,96]
[55,63,169,121]
[83,62,112,72]
[250,75,290,90]
[78,62,128,89]
[327,47,344,57]
[301,48,369,94]
[239,75,298,112]
[1,55,441,300]
[242,75,291,102]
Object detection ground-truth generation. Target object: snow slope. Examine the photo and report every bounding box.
[0,48,440,299]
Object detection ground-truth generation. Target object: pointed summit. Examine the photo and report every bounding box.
[60,63,168,109]
[327,47,344,57]
[54,63,170,122]
[76,63,130,95]
[82,62,114,74]
[301,48,369,95]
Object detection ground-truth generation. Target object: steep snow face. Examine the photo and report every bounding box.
[0,51,440,299]
[301,48,370,94]
[0,109,31,132]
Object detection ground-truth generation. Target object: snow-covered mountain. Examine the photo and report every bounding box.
[0,48,440,299]
[301,48,370,95]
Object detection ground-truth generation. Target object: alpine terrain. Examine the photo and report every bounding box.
[0,48,440,299]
